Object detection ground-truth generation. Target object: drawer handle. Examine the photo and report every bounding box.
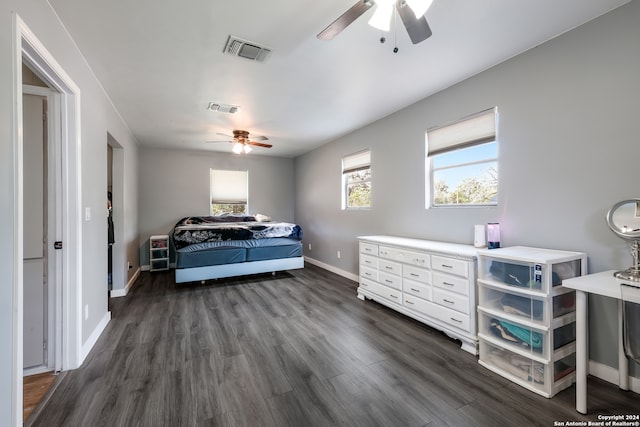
[450,317,462,323]
[390,294,398,299]
[410,273,419,277]
[365,272,372,276]
[410,288,420,293]
[365,260,372,264]
[385,280,393,284]
[405,300,414,305]
[441,264,453,269]
[443,299,454,304]
[385,266,393,270]
[381,251,387,255]
[361,283,368,287]
[442,282,454,287]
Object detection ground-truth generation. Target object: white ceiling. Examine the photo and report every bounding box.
[49,0,630,158]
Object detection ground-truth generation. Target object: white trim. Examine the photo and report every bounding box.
[13,14,83,427]
[304,257,359,282]
[589,360,640,394]
[11,15,24,427]
[109,267,141,298]
[81,312,111,362]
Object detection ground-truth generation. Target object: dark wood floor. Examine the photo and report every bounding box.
[30,264,638,426]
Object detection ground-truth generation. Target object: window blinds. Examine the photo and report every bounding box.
[342,150,371,173]
[427,108,496,156]
[210,169,248,204]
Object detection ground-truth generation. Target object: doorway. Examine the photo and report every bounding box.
[22,82,56,375]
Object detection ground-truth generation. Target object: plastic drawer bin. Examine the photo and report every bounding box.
[479,311,548,356]
[479,284,546,324]
[553,322,576,350]
[480,340,547,393]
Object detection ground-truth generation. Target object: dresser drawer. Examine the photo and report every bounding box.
[360,253,379,269]
[403,278,432,301]
[379,246,430,268]
[379,259,402,275]
[360,242,378,256]
[432,255,469,278]
[378,271,402,290]
[432,272,469,296]
[359,265,378,282]
[433,288,469,314]
[359,278,402,302]
[403,265,431,284]
[403,294,470,331]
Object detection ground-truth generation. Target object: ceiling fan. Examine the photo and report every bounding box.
[207,130,272,154]
[317,0,433,45]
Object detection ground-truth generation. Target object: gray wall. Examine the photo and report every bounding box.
[295,1,640,377]
[138,147,295,265]
[0,0,140,424]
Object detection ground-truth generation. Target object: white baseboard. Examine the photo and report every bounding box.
[80,311,111,364]
[109,266,141,298]
[589,360,640,393]
[305,257,358,282]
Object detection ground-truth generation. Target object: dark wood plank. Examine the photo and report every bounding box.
[28,265,639,426]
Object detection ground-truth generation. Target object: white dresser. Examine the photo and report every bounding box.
[357,235,479,355]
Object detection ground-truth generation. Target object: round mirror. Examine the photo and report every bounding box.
[606,199,640,239]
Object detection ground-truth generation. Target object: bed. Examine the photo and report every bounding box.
[172,215,304,283]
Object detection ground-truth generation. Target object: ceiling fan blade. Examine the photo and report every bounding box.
[205,140,232,143]
[396,1,432,44]
[216,132,234,138]
[317,0,374,40]
[248,141,273,148]
[250,135,269,141]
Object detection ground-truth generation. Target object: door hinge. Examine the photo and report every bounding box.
[54,241,63,250]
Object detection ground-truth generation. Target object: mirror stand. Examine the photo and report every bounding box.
[615,240,640,282]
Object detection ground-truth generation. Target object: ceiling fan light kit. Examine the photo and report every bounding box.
[318,0,434,47]
[208,129,272,154]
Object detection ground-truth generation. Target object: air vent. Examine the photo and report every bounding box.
[207,102,239,114]
[223,36,272,63]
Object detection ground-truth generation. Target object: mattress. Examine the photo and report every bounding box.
[175,238,302,269]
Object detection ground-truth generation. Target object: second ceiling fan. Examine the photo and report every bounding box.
[207,130,272,154]
[317,0,433,45]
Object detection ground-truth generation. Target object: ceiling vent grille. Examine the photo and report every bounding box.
[207,102,239,114]
[223,36,272,63]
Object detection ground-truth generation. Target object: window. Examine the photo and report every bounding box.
[426,108,498,207]
[210,169,248,215]
[342,150,371,209]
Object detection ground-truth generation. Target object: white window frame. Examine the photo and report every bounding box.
[210,169,248,215]
[342,149,371,210]
[426,108,498,208]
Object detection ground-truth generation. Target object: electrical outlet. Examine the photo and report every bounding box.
[337,250,341,259]
[128,261,132,270]
[84,304,89,320]
[308,243,312,251]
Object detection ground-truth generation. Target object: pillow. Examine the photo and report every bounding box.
[254,213,272,222]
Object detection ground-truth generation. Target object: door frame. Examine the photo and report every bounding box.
[11,14,83,426]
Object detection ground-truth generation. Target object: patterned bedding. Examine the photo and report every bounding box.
[172,215,303,250]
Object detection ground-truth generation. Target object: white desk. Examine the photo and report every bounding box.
[562,270,630,414]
